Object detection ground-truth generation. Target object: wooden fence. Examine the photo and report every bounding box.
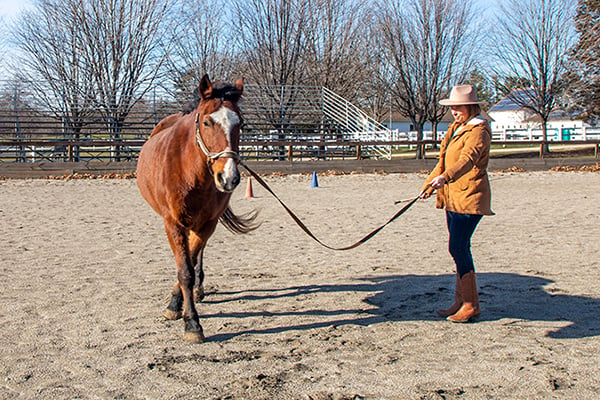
[1,138,599,163]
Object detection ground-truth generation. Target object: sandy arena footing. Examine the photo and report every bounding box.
[1,171,599,399]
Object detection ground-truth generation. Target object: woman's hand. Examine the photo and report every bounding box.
[420,175,446,199]
[430,175,446,189]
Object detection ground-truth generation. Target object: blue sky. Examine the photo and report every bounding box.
[0,0,499,23]
[1,0,497,20]
[0,0,31,20]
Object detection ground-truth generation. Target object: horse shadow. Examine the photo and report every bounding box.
[202,272,600,342]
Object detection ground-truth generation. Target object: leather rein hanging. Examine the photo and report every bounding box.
[238,162,423,251]
[194,112,421,251]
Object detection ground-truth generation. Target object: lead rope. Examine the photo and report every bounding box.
[239,160,423,251]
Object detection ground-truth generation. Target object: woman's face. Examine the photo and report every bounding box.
[450,105,470,124]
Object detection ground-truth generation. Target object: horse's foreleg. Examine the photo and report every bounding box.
[164,220,204,343]
[165,282,183,320]
[165,239,204,319]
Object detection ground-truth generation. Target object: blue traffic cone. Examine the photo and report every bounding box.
[311,171,319,188]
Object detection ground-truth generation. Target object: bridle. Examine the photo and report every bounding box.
[194,112,241,165]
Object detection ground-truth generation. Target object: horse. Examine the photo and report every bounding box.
[136,74,258,343]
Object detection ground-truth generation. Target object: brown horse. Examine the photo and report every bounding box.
[136,75,257,343]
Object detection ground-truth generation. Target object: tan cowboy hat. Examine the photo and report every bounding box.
[439,85,485,106]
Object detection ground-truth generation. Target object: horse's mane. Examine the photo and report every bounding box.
[182,81,243,115]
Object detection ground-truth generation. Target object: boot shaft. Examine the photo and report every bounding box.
[447,271,480,323]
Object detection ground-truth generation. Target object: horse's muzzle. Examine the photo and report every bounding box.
[214,158,240,192]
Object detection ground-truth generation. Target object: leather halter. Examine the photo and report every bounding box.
[194,112,240,164]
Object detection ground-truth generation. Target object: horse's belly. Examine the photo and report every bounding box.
[136,141,169,216]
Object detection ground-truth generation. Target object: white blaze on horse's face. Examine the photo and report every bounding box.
[210,106,240,192]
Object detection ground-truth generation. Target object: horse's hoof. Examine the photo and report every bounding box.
[183,330,205,343]
[164,309,182,320]
[194,286,205,302]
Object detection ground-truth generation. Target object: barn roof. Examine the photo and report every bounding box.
[489,89,536,112]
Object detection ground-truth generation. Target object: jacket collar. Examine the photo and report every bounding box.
[466,115,486,126]
[451,114,487,139]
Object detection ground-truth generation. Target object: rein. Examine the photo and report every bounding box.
[239,160,422,251]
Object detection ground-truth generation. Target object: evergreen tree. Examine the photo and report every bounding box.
[465,70,493,108]
[566,0,600,124]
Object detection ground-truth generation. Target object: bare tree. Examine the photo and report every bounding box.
[491,0,576,154]
[362,25,396,124]
[303,0,371,99]
[377,0,477,159]
[165,0,236,95]
[75,0,171,149]
[231,0,310,88]
[230,0,312,160]
[0,17,8,79]
[10,0,172,159]
[426,1,478,148]
[11,0,97,147]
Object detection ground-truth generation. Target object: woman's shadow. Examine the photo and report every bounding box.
[364,272,600,339]
[204,272,600,341]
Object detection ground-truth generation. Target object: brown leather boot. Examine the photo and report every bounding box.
[447,271,480,323]
[436,274,462,317]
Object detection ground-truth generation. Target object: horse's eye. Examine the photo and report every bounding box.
[203,120,211,127]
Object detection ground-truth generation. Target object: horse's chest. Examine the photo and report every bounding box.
[178,188,228,225]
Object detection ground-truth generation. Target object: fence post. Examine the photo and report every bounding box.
[356,144,361,160]
[14,87,25,162]
[539,142,544,158]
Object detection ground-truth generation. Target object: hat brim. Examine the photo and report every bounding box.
[439,99,486,106]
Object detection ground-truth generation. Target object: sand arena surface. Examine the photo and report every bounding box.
[1,171,599,399]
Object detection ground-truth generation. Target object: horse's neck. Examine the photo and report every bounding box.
[167,115,206,180]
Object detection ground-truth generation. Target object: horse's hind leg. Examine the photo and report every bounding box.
[194,249,205,302]
[164,220,204,343]
[189,232,206,302]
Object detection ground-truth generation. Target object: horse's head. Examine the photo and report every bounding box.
[194,74,244,193]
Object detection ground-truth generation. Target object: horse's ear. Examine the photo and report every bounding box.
[199,74,213,99]
[235,78,244,95]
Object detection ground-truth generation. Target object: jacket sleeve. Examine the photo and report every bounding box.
[442,125,490,182]
[420,132,451,193]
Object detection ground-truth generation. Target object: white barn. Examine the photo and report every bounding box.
[488,89,590,140]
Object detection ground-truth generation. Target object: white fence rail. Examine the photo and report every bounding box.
[491,127,600,142]
[388,127,600,143]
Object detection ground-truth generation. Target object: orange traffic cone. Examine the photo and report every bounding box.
[245,177,254,198]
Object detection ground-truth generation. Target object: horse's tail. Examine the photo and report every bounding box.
[219,207,260,234]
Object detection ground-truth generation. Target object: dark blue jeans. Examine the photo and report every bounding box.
[446,211,483,278]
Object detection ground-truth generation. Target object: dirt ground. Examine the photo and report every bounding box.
[1,170,599,399]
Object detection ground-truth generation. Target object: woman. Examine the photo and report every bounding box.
[420,84,493,323]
